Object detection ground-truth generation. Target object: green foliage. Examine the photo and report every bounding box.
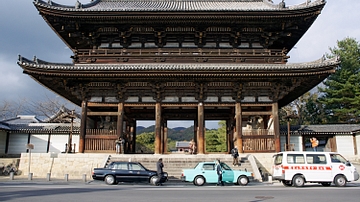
[205,121,227,152]
[318,37,360,123]
[135,132,155,153]
[136,121,228,153]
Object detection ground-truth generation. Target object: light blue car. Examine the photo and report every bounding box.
[181,161,253,186]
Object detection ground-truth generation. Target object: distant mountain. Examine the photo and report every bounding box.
[136,125,195,141]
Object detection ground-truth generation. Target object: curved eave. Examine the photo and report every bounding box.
[18,56,339,78]
[34,0,326,14]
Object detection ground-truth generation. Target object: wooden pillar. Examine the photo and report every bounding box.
[353,133,357,155]
[130,122,136,153]
[163,122,168,154]
[226,120,232,153]
[117,102,124,138]
[197,102,205,154]
[154,102,162,154]
[272,102,281,152]
[194,119,198,144]
[235,102,243,153]
[79,100,87,153]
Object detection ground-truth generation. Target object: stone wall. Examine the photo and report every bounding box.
[18,153,109,179]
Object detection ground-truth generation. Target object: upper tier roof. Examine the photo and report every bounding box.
[36,0,326,12]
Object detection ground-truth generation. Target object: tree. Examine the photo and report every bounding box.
[0,93,79,121]
[318,37,360,123]
[0,98,28,120]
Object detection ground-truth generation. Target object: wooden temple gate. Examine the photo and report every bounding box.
[19,0,337,154]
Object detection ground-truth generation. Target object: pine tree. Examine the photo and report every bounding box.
[318,37,360,123]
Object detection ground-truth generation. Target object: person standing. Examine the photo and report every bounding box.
[155,158,164,186]
[216,159,224,186]
[189,139,196,154]
[115,137,123,154]
[231,146,239,166]
[310,137,319,151]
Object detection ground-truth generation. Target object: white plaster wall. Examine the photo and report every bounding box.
[30,134,49,153]
[48,134,70,153]
[7,134,28,154]
[356,134,360,161]
[280,136,302,151]
[336,135,354,156]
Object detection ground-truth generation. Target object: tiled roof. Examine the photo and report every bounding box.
[280,124,360,135]
[0,123,11,130]
[18,56,339,73]
[35,0,325,12]
[1,115,42,125]
[8,123,80,133]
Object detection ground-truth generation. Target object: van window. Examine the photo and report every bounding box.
[274,154,283,165]
[287,154,305,164]
[330,154,347,163]
[306,154,327,164]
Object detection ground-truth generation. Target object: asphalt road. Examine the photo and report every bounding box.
[1,180,360,202]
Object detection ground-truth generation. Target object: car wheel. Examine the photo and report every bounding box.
[104,175,116,185]
[334,175,347,187]
[194,176,205,186]
[321,182,331,187]
[293,175,305,187]
[282,180,292,187]
[237,176,249,186]
[150,176,159,185]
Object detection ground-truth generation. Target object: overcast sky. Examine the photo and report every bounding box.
[1,0,359,128]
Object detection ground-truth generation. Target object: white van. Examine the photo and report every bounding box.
[272,151,359,187]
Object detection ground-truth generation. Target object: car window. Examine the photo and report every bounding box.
[129,163,144,171]
[306,154,327,164]
[221,163,232,170]
[113,162,128,170]
[202,164,215,170]
[287,154,305,164]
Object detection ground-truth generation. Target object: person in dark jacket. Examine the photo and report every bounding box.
[231,146,239,166]
[155,158,164,186]
[216,159,224,186]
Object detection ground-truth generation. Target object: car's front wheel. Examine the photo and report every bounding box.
[194,176,205,186]
[104,175,116,185]
[237,176,249,186]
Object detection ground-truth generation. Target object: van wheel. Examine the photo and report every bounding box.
[293,175,305,187]
[282,180,292,187]
[334,175,347,187]
[321,182,331,187]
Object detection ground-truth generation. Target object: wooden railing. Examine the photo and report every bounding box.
[86,129,117,136]
[85,129,117,152]
[242,129,275,152]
